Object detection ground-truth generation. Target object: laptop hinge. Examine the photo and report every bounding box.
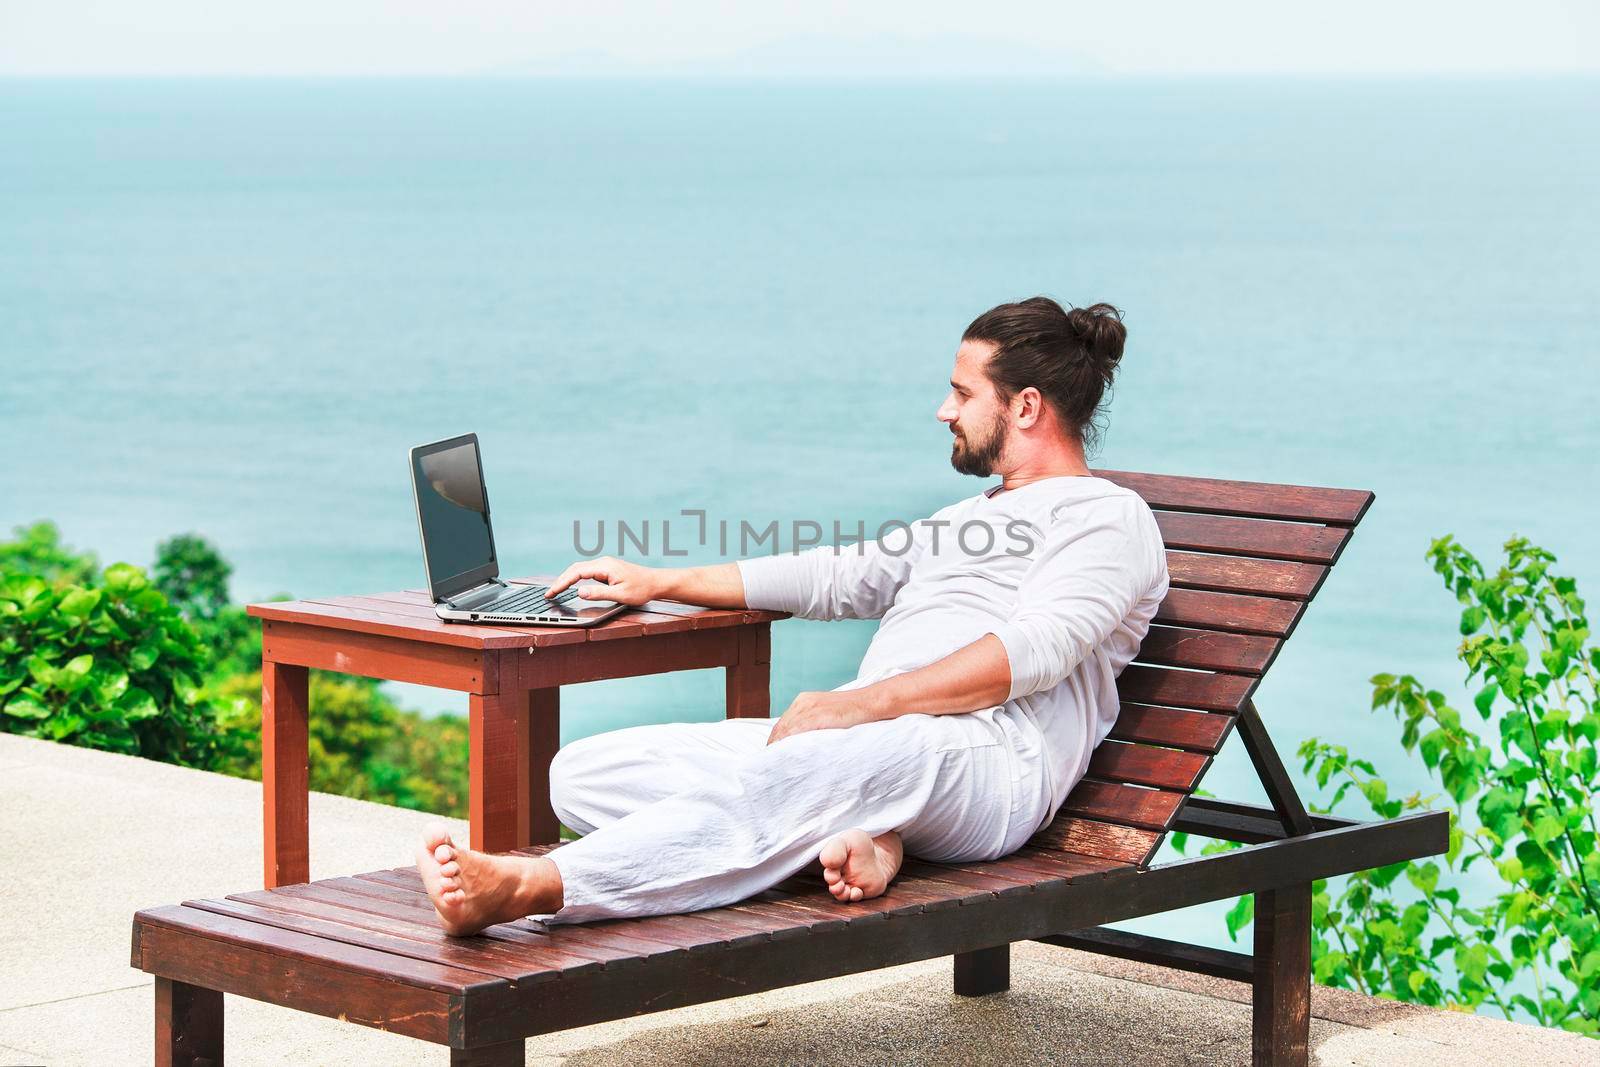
[448,579,504,608]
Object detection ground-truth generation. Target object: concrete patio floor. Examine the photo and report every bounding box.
[2,732,1596,1066]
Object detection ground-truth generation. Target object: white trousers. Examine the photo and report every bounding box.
[535,710,1053,924]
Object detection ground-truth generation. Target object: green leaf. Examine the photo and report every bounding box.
[127,640,161,672]
[92,666,129,705]
[102,562,147,593]
[1529,813,1564,846]
[52,658,94,694]
[1405,861,1439,895]
[3,694,51,720]
[1473,685,1497,719]
[1224,895,1254,942]
[131,588,167,613]
[56,587,101,619]
[1455,942,1490,985]
[116,686,159,721]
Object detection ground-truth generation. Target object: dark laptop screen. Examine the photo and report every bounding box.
[413,439,494,594]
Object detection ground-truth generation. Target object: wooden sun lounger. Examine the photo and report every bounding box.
[132,471,1449,1066]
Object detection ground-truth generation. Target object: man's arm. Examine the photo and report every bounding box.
[544,559,748,607]
[546,517,929,620]
[766,634,1011,744]
[768,496,1165,745]
[545,557,748,608]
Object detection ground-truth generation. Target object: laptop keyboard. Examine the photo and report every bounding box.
[483,584,581,614]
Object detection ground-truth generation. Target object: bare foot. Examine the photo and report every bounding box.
[819,828,904,903]
[415,823,562,936]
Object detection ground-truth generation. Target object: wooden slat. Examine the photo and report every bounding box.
[1025,815,1161,865]
[195,896,540,982]
[1153,511,1351,564]
[134,909,462,1044]
[587,610,697,640]
[1059,779,1186,831]
[298,878,684,967]
[897,859,1040,895]
[1166,551,1326,600]
[262,621,492,693]
[1116,665,1254,713]
[134,905,483,993]
[1087,741,1209,792]
[252,598,511,649]
[1134,625,1277,675]
[976,849,1124,884]
[1108,703,1234,753]
[1155,587,1305,637]
[1094,469,1374,526]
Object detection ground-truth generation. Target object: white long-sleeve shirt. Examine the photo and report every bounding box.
[736,474,1169,822]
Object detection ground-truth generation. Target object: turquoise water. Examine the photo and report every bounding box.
[3,78,1598,944]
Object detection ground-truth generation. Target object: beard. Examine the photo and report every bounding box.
[949,411,1008,477]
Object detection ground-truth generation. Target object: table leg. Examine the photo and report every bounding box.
[725,622,771,719]
[470,691,522,853]
[262,659,309,888]
[518,687,561,845]
[155,977,223,1067]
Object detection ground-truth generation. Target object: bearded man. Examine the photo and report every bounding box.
[415,296,1169,935]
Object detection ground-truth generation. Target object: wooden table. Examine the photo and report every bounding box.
[246,585,786,888]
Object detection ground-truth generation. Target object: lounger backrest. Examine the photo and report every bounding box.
[1033,470,1375,868]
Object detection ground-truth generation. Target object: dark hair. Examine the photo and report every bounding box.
[962,297,1126,452]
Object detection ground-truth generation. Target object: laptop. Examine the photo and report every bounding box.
[409,433,629,626]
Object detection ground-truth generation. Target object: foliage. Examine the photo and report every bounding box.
[154,533,233,622]
[0,563,224,765]
[0,521,98,588]
[0,520,470,817]
[1179,535,1598,1036]
[209,671,469,816]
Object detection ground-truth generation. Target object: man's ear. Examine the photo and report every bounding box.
[1014,387,1044,428]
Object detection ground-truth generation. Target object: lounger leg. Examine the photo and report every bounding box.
[1252,884,1311,1067]
[953,944,1010,996]
[155,977,222,1067]
[450,1040,524,1065]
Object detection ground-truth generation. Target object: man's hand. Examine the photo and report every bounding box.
[545,556,663,605]
[767,689,886,745]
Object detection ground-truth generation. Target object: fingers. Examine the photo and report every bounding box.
[545,559,613,598]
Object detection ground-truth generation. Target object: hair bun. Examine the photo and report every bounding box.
[1066,303,1126,382]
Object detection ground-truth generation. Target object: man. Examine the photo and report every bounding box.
[416,296,1169,935]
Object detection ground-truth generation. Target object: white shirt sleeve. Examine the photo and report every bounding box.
[986,497,1163,702]
[735,522,923,621]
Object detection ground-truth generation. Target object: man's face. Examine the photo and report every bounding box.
[937,340,1009,477]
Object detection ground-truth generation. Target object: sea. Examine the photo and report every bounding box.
[3,77,1597,950]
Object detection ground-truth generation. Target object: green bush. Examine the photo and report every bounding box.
[154,533,234,623]
[1181,535,1598,1036]
[0,563,223,765]
[208,670,469,816]
[0,521,98,588]
[0,522,470,817]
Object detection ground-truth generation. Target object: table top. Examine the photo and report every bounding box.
[247,580,787,651]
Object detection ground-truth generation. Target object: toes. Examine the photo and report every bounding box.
[822,866,842,885]
[440,860,460,878]
[423,822,453,851]
[818,837,848,871]
[848,886,863,902]
[434,842,454,864]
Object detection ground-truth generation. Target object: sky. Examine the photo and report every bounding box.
[1,0,1597,77]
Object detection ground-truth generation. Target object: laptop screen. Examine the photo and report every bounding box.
[412,437,495,597]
